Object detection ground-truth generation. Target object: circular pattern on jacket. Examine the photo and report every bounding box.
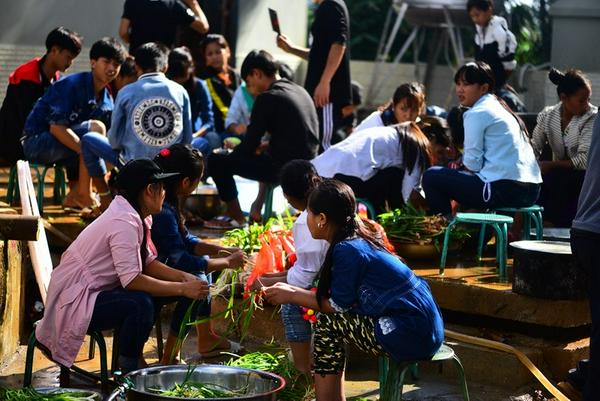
[132,97,182,147]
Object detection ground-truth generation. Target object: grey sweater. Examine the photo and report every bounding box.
[573,117,600,234]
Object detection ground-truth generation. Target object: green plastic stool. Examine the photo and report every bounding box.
[494,205,544,240]
[23,325,114,393]
[6,164,67,214]
[356,197,377,219]
[262,183,276,222]
[440,213,513,279]
[378,344,469,401]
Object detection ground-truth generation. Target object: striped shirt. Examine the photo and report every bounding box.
[531,102,598,170]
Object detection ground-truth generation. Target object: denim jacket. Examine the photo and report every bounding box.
[24,71,113,138]
[329,238,444,362]
[151,202,207,274]
[108,72,192,162]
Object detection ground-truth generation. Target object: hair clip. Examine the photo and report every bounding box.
[159,148,171,157]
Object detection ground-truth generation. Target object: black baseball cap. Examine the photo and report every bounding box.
[115,159,179,192]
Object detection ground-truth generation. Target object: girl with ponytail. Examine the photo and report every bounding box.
[531,68,597,227]
[264,179,444,401]
[423,61,542,216]
[152,144,244,363]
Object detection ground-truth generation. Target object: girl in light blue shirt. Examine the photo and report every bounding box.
[423,61,542,216]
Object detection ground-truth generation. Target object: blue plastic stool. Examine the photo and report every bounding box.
[440,213,513,279]
[6,164,67,214]
[494,205,544,240]
[378,344,469,401]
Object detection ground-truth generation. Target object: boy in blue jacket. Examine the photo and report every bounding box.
[80,42,193,212]
[22,37,126,209]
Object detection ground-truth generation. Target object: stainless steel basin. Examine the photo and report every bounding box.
[108,365,285,401]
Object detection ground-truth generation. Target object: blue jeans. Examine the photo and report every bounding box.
[154,272,211,335]
[281,303,312,342]
[423,167,540,215]
[22,121,91,165]
[571,229,600,401]
[80,132,121,177]
[88,288,155,360]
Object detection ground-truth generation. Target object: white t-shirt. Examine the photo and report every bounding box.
[286,210,329,288]
[311,124,422,202]
[354,110,384,132]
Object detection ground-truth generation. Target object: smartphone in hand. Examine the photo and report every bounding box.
[268,8,281,34]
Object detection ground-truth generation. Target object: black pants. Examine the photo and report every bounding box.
[335,168,406,215]
[538,168,585,227]
[317,103,344,152]
[207,150,279,202]
[571,228,600,401]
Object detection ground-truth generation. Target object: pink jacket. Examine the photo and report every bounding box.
[36,196,156,367]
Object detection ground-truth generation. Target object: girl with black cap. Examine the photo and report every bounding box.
[35,159,210,374]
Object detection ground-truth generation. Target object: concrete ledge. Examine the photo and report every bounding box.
[422,273,590,328]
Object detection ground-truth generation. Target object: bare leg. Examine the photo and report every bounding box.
[159,333,181,365]
[91,176,112,211]
[196,321,229,353]
[72,155,96,207]
[225,199,246,225]
[315,371,345,401]
[289,341,312,375]
[249,182,267,223]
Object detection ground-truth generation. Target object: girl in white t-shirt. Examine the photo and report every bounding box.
[355,82,425,132]
[252,160,329,374]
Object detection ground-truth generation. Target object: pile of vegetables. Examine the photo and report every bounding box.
[377,204,468,245]
[222,216,293,254]
[0,387,99,401]
[149,365,248,398]
[226,352,312,401]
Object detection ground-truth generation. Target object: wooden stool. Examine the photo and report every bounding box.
[378,344,469,401]
[440,213,513,279]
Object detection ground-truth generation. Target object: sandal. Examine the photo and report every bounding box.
[204,216,245,230]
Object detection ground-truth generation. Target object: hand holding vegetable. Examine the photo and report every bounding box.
[227,251,246,269]
[263,282,297,305]
[181,279,209,300]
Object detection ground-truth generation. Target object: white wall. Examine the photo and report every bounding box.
[235,0,308,80]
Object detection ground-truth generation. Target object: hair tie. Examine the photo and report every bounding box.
[159,148,171,157]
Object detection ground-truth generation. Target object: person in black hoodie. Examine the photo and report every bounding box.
[207,50,319,228]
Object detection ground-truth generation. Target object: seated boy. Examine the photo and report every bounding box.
[80,42,193,211]
[207,50,319,227]
[0,27,82,166]
[21,37,126,209]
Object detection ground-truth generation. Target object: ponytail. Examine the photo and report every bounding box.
[309,180,388,308]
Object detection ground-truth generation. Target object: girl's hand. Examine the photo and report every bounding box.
[227,251,245,269]
[180,271,200,283]
[181,280,209,300]
[313,80,331,108]
[263,282,296,305]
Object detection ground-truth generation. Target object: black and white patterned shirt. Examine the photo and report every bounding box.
[531,102,598,170]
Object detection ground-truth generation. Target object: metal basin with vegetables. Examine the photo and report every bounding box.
[109,365,285,401]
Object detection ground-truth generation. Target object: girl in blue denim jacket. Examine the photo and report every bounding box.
[151,144,245,364]
[264,179,444,401]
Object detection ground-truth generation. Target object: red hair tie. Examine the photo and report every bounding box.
[159,148,171,157]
